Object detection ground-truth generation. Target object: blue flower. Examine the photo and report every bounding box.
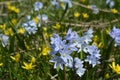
[26,15,31,20]
[109,26,120,47]
[91,5,99,14]
[22,20,37,34]
[34,2,43,11]
[65,28,83,52]
[59,45,73,68]
[74,57,86,77]
[65,28,79,42]
[37,14,48,21]
[51,0,60,9]
[75,37,88,52]
[84,45,100,55]
[67,43,78,52]
[37,14,48,27]
[41,14,48,21]
[0,34,9,47]
[65,28,94,52]
[84,45,101,67]
[50,34,66,52]
[83,29,93,44]
[106,0,114,8]
[49,56,65,70]
[49,28,100,76]
[85,54,100,67]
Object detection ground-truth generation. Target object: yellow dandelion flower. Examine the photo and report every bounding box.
[40,46,50,56]
[111,8,118,14]
[22,62,36,70]
[31,56,36,63]
[14,8,20,14]
[0,63,3,67]
[4,28,14,36]
[74,12,80,18]
[109,62,120,74]
[105,73,110,79]
[25,44,30,50]
[11,19,17,25]
[93,35,99,42]
[44,32,49,38]
[7,4,20,14]
[53,23,61,30]
[10,53,20,62]
[82,13,89,19]
[0,24,6,31]
[33,17,39,24]
[43,27,47,31]
[93,42,98,46]
[18,28,25,34]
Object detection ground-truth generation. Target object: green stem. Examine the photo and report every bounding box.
[63,65,66,80]
[80,51,83,60]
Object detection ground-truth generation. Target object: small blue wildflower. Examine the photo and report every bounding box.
[91,5,99,14]
[85,54,100,67]
[65,28,83,52]
[106,0,114,8]
[59,45,73,68]
[50,35,74,68]
[0,34,9,47]
[74,57,86,77]
[38,14,48,21]
[83,29,93,44]
[34,1,43,11]
[84,45,101,67]
[65,28,94,52]
[49,56,65,70]
[109,26,120,47]
[67,43,78,52]
[50,34,66,52]
[75,37,88,52]
[26,15,31,20]
[65,28,79,42]
[22,20,38,34]
[84,45,100,55]
[37,14,48,27]
[76,29,93,52]
[51,0,60,9]
[41,14,48,21]
[109,27,120,39]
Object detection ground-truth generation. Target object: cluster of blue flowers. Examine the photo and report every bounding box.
[109,26,120,47]
[22,1,48,35]
[51,0,72,9]
[84,45,100,67]
[49,28,101,77]
[22,16,38,35]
